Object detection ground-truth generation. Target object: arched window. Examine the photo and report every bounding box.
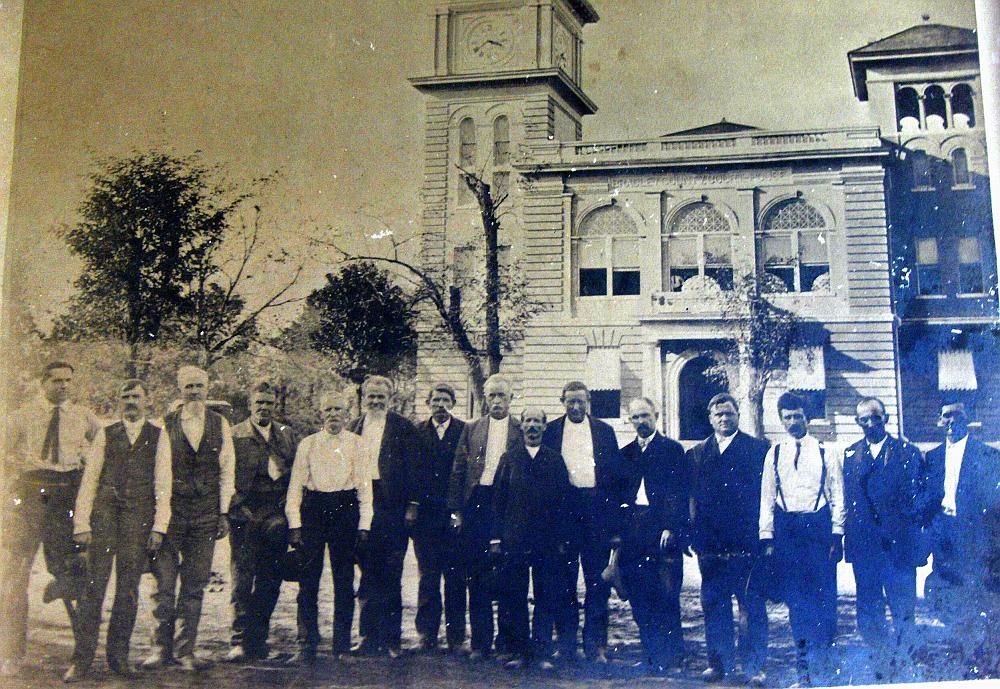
[573,205,640,297]
[757,199,830,293]
[661,202,733,292]
[458,117,476,205]
[952,83,976,128]
[895,86,920,132]
[952,148,971,186]
[924,85,947,130]
[492,115,510,200]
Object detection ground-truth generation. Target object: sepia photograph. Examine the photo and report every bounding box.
[1,1,999,687]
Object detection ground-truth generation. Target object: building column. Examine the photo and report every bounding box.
[944,93,954,129]
[642,340,664,433]
[917,95,927,130]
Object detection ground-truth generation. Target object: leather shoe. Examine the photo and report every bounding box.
[590,648,609,665]
[177,654,211,672]
[702,666,725,682]
[468,650,486,661]
[140,648,169,670]
[352,639,383,656]
[286,649,316,666]
[223,646,247,663]
[107,660,138,679]
[747,670,767,687]
[62,663,88,683]
[387,646,401,659]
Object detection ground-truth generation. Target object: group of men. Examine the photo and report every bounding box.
[0,361,997,688]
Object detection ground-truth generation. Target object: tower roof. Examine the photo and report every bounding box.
[848,24,979,100]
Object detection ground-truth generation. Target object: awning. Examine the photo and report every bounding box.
[786,345,826,391]
[585,347,621,391]
[938,349,978,391]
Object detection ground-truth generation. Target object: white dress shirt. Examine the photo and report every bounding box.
[759,434,845,539]
[361,413,386,480]
[480,416,510,486]
[154,406,236,514]
[562,418,597,488]
[285,429,374,530]
[635,432,657,506]
[433,418,451,440]
[942,435,968,516]
[716,432,737,455]
[867,436,887,463]
[73,418,173,535]
[6,393,100,473]
[525,444,540,459]
[251,420,282,480]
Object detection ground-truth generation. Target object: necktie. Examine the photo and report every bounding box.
[793,440,801,471]
[42,406,61,464]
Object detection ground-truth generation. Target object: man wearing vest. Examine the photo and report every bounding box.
[63,379,171,682]
[412,383,467,652]
[143,365,236,672]
[448,374,522,659]
[224,380,298,663]
[0,361,101,678]
[542,381,627,665]
[760,392,845,687]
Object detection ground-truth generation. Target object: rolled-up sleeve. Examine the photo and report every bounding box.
[759,445,778,540]
[73,427,106,535]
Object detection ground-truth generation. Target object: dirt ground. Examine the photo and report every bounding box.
[0,541,988,689]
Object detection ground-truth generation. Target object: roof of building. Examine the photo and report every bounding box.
[662,119,760,137]
[848,24,979,100]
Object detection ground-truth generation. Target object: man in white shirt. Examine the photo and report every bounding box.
[64,379,171,681]
[143,365,236,672]
[447,374,522,659]
[541,381,626,665]
[286,389,373,665]
[759,392,845,687]
[0,361,101,678]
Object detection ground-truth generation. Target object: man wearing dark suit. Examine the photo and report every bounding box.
[923,401,1000,670]
[491,408,576,669]
[412,383,467,652]
[224,380,298,663]
[618,397,690,674]
[349,375,422,657]
[688,393,770,686]
[541,380,627,664]
[842,397,926,676]
[63,380,170,682]
[448,374,522,659]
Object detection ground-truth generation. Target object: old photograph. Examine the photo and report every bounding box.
[1,1,999,687]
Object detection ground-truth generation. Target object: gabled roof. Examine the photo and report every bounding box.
[848,24,979,101]
[662,119,760,137]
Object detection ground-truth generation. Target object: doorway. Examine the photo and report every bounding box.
[678,353,728,441]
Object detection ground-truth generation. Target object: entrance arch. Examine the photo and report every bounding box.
[678,353,728,441]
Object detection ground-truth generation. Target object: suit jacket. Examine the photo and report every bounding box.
[542,414,628,543]
[619,432,690,559]
[688,431,770,557]
[843,434,926,568]
[349,411,422,519]
[491,444,572,553]
[415,415,466,525]
[230,418,298,517]
[924,437,1000,584]
[447,415,522,512]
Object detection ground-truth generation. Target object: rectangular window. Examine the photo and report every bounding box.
[611,237,640,295]
[958,237,984,293]
[578,238,607,296]
[704,234,733,290]
[799,230,830,292]
[761,233,795,291]
[916,238,942,295]
[665,236,698,292]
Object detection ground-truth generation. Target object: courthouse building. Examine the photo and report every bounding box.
[410,0,997,444]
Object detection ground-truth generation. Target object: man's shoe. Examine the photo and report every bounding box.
[418,635,438,651]
[224,646,247,663]
[0,659,22,678]
[789,675,811,688]
[106,659,138,679]
[176,654,211,672]
[505,657,525,669]
[591,648,609,665]
[468,649,485,662]
[747,670,767,687]
[387,646,402,659]
[539,659,556,671]
[140,648,169,670]
[702,666,725,682]
[352,639,382,656]
[286,649,316,666]
[62,663,88,683]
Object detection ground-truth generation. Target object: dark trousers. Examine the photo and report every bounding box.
[852,555,916,660]
[565,488,610,657]
[151,498,218,659]
[229,507,285,653]
[774,507,837,675]
[459,486,500,653]
[498,548,576,660]
[0,470,80,660]
[358,482,407,651]
[71,501,153,668]
[698,553,767,674]
[297,490,359,652]
[412,515,466,648]
[621,552,685,668]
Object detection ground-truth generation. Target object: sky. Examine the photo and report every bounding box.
[4,0,982,332]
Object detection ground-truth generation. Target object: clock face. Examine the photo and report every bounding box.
[462,15,515,69]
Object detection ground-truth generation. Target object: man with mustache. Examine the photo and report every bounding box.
[349,375,422,657]
[143,365,236,672]
[224,380,298,663]
[0,361,101,678]
[63,379,171,682]
[759,392,845,687]
[448,374,522,659]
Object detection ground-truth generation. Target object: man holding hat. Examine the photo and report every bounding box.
[224,380,298,663]
[143,365,236,672]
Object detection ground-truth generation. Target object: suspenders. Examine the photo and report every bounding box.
[773,442,827,513]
